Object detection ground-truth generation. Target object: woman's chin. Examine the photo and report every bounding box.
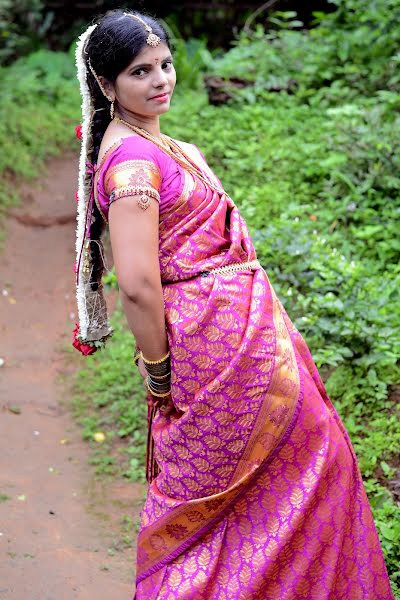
[153,101,172,115]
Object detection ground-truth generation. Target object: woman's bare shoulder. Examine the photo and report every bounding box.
[96,122,139,167]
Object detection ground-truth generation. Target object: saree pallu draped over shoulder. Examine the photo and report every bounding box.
[97,137,394,600]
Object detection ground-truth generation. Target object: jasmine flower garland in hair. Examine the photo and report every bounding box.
[73,23,113,355]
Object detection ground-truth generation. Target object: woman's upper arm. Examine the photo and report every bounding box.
[108,194,161,300]
[100,139,163,299]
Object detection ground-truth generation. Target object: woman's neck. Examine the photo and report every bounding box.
[115,108,161,138]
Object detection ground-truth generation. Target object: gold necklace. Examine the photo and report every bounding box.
[114,117,224,193]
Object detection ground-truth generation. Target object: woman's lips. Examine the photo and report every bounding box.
[149,92,169,103]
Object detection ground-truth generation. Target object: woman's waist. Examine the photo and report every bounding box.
[160,252,260,284]
[198,258,261,278]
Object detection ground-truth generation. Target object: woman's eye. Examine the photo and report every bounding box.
[133,68,147,76]
[163,61,173,70]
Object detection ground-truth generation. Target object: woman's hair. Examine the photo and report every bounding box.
[82,10,170,286]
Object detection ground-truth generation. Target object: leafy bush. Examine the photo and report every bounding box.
[168,27,213,90]
[0,47,80,215]
[210,1,400,103]
[0,0,54,65]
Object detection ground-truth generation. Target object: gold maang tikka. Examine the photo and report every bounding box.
[124,13,161,47]
[87,58,115,119]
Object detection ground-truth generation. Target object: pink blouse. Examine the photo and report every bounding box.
[95,135,208,221]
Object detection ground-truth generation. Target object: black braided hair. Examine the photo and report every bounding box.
[81,9,170,289]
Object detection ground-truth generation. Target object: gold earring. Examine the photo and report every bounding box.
[109,100,114,119]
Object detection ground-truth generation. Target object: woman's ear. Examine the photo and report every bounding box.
[99,76,115,101]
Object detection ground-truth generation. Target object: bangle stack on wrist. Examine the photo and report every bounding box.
[142,351,171,397]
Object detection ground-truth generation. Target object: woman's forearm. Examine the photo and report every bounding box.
[120,283,168,360]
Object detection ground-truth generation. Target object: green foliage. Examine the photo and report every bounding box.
[0,47,80,214]
[0,0,53,65]
[210,1,400,102]
[167,26,213,91]
[73,306,147,483]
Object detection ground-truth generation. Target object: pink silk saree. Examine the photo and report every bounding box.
[96,136,394,599]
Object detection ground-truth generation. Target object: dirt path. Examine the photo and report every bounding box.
[0,154,142,600]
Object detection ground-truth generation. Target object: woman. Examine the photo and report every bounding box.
[74,9,394,599]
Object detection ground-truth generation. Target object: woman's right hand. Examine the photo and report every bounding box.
[138,355,174,416]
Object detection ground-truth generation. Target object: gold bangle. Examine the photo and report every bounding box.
[146,378,171,398]
[141,350,170,365]
[133,353,141,366]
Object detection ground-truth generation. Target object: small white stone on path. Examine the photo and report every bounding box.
[33,431,40,436]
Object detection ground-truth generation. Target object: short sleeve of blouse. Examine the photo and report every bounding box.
[96,136,162,221]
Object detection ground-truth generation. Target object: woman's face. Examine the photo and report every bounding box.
[108,42,176,120]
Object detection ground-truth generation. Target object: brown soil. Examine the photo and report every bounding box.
[0,154,143,600]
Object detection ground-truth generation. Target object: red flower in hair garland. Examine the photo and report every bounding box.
[75,124,83,140]
[72,323,97,356]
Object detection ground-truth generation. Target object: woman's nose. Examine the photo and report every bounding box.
[153,67,168,87]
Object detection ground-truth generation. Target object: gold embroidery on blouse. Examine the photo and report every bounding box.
[104,159,161,192]
[105,159,162,213]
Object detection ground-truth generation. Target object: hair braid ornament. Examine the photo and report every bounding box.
[74,24,113,353]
